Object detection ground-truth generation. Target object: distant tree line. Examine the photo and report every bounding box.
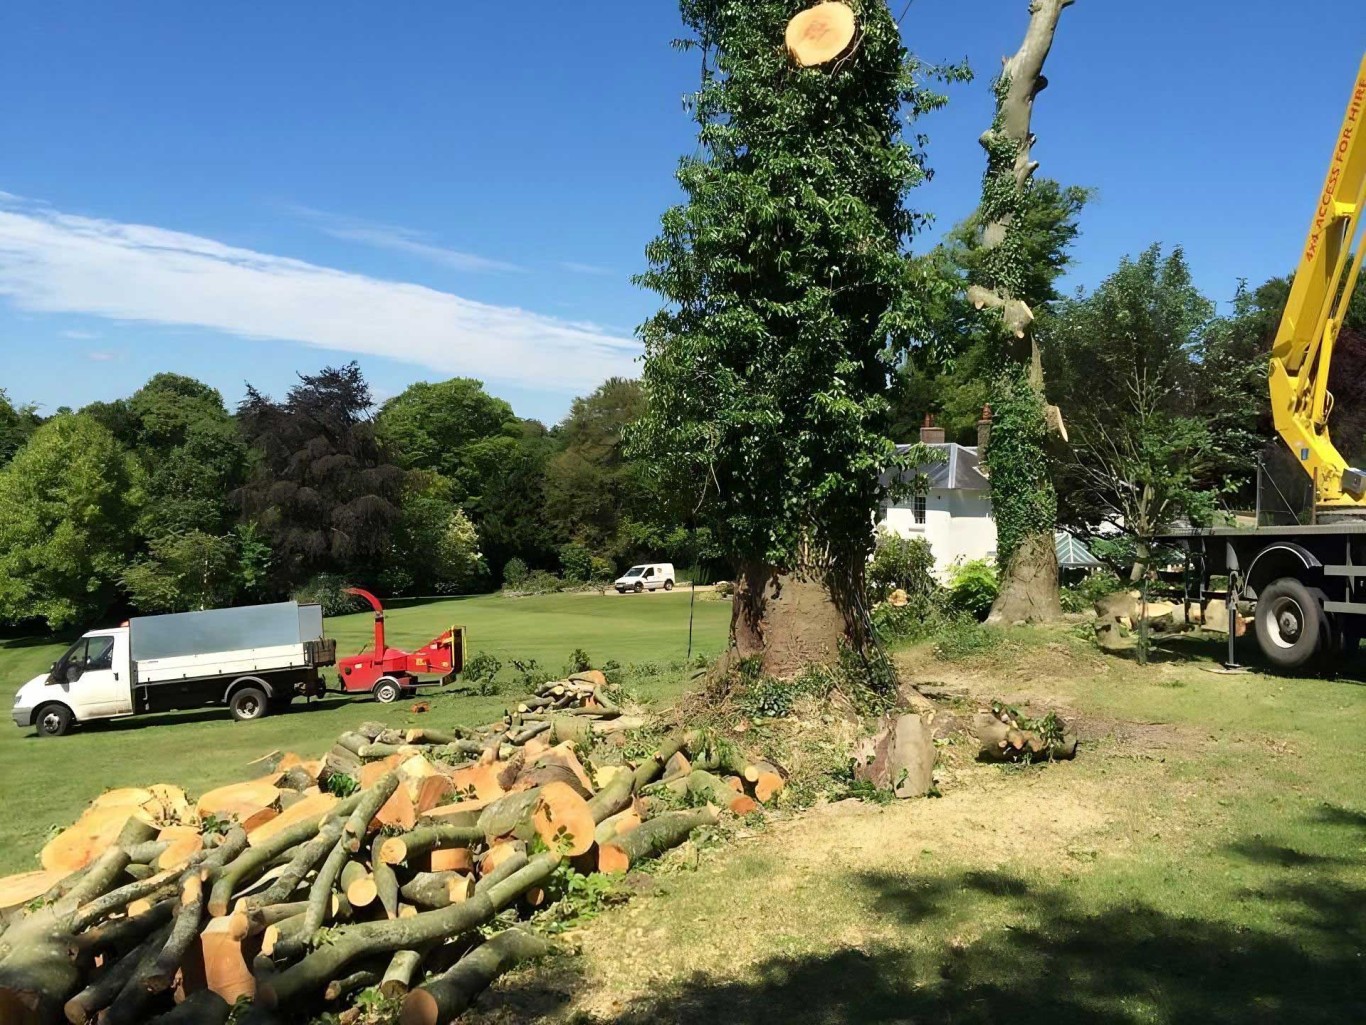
[0,364,709,631]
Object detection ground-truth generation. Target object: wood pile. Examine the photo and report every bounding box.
[973,703,1078,764]
[0,671,784,1024]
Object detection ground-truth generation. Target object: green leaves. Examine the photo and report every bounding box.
[634,0,951,572]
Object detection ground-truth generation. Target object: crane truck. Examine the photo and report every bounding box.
[1164,54,1366,672]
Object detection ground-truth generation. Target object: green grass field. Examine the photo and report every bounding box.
[0,590,730,873]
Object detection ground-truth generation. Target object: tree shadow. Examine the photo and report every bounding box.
[565,815,1366,1025]
[33,696,363,736]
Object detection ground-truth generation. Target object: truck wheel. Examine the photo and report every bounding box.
[634,582,644,593]
[1254,577,1323,671]
[373,679,402,704]
[664,579,674,591]
[35,703,73,737]
[229,686,269,722]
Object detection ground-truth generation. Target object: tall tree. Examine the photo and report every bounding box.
[0,414,137,628]
[0,389,42,466]
[237,363,405,592]
[960,0,1077,624]
[633,0,962,673]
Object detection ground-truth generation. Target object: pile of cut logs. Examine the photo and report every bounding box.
[0,672,784,1025]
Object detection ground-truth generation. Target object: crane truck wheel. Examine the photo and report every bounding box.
[34,703,74,737]
[373,678,402,704]
[229,686,270,722]
[1254,577,1324,671]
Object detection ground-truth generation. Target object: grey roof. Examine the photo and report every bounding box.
[892,443,990,491]
[1055,531,1103,568]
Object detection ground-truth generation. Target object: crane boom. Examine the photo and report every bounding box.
[1268,55,1366,509]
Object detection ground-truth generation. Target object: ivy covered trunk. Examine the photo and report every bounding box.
[630,2,963,675]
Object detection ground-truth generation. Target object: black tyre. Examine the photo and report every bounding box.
[664,579,674,591]
[634,582,644,593]
[1254,577,1323,671]
[373,679,402,704]
[229,686,269,722]
[35,703,74,737]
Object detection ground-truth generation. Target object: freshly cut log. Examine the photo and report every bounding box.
[631,733,686,791]
[343,773,400,852]
[476,791,542,842]
[586,770,634,825]
[379,825,483,867]
[178,915,259,1004]
[143,871,206,993]
[0,869,64,911]
[145,784,194,823]
[746,760,786,803]
[531,781,596,856]
[598,806,719,874]
[594,807,642,847]
[325,969,379,1002]
[371,835,399,919]
[785,2,857,67]
[421,798,490,828]
[341,860,377,910]
[684,771,759,815]
[973,713,1078,763]
[398,872,461,910]
[373,783,418,832]
[532,743,595,794]
[473,852,528,896]
[380,948,426,999]
[155,826,205,872]
[399,928,548,1025]
[478,840,526,877]
[195,777,282,823]
[359,755,403,789]
[429,847,474,873]
[410,775,453,815]
[322,746,361,782]
[258,854,561,1009]
[404,727,469,745]
[42,809,155,873]
[448,763,505,803]
[63,926,165,1024]
[245,792,338,848]
[84,922,173,1025]
[69,899,175,960]
[260,913,305,957]
[227,900,307,941]
[240,807,280,834]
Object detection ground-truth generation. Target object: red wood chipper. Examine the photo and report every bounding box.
[336,588,467,703]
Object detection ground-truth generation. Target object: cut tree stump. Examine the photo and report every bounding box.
[785,2,857,67]
[853,713,936,799]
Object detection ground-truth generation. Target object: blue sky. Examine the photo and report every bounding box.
[0,0,1361,425]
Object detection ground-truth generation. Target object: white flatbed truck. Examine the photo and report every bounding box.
[10,602,337,736]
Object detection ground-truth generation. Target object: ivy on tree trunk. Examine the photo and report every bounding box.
[630,0,965,673]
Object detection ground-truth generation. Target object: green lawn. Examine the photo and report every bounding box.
[0,590,730,873]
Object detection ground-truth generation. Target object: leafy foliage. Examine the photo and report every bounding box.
[631,0,964,601]
[985,372,1056,568]
[867,530,936,606]
[121,530,240,613]
[0,414,138,628]
[237,363,405,590]
[946,559,999,621]
[0,388,42,467]
[291,574,364,617]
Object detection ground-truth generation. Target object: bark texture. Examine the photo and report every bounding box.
[731,562,854,677]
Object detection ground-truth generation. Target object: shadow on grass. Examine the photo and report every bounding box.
[25,696,365,737]
[566,814,1366,1025]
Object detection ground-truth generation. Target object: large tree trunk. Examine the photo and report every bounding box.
[987,530,1062,624]
[730,560,858,677]
[973,0,1076,625]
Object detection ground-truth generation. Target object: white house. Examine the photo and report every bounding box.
[879,418,997,578]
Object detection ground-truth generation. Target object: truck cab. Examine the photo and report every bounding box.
[12,628,133,736]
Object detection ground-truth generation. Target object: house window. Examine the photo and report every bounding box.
[913,495,926,525]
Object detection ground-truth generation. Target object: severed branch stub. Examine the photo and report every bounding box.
[785,2,857,67]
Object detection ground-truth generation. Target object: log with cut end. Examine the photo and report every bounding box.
[745,760,786,803]
[324,969,379,1002]
[380,948,426,999]
[0,869,66,912]
[341,859,377,910]
[257,854,560,1008]
[594,806,642,846]
[42,810,156,874]
[371,835,399,919]
[429,846,474,873]
[531,781,596,856]
[398,872,464,910]
[598,806,719,874]
[399,927,547,1025]
[476,790,542,842]
[342,772,400,852]
[195,777,282,825]
[685,771,760,815]
[785,1,857,66]
[228,901,307,941]
[478,840,526,877]
[973,713,1078,763]
[62,926,167,1025]
[142,870,206,993]
[379,825,483,867]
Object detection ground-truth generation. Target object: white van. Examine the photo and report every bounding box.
[614,563,676,593]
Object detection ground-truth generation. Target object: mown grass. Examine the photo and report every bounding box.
[532,625,1366,1024]
[0,590,730,873]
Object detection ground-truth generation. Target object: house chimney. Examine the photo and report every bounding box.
[976,404,993,460]
[919,413,945,446]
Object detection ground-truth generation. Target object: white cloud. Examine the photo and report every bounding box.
[561,261,615,277]
[85,350,121,362]
[62,328,101,339]
[287,204,521,274]
[0,196,640,393]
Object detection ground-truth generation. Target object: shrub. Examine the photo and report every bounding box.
[293,574,364,616]
[867,530,937,604]
[600,658,623,684]
[565,648,592,674]
[502,557,529,587]
[713,579,734,597]
[871,600,938,643]
[463,650,502,685]
[589,556,616,583]
[933,614,1001,661]
[520,570,564,594]
[509,657,552,689]
[946,559,999,621]
[559,543,592,583]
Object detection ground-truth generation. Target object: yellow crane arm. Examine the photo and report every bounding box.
[1269,54,1366,507]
